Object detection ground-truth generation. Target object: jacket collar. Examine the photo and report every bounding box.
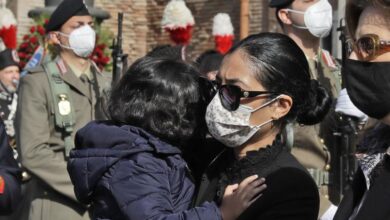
[54,57,103,101]
[126,125,182,155]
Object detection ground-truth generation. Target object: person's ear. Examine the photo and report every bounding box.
[278,9,293,25]
[271,95,292,120]
[49,32,61,45]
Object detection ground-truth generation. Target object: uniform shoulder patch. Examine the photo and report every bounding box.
[321,50,338,70]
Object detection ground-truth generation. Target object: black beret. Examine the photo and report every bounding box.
[0,49,19,70]
[269,0,294,8]
[45,0,90,32]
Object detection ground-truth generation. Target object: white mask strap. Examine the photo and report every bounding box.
[253,118,274,129]
[285,8,305,15]
[57,31,70,38]
[252,95,282,112]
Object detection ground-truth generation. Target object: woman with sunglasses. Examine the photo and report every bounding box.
[333,1,390,219]
[195,32,331,219]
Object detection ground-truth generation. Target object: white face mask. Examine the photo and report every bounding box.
[205,94,280,148]
[58,25,96,58]
[286,0,333,38]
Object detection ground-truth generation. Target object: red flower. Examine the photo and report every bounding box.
[23,35,30,41]
[30,26,36,34]
[97,44,106,50]
[30,36,38,44]
[37,25,45,36]
[19,61,26,68]
[18,52,27,59]
[20,42,29,49]
[44,19,49,25]
[102,56,110,64]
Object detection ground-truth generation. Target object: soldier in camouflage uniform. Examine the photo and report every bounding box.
[269,0,342,218]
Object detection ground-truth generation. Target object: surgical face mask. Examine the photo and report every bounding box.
[205,94,280,148]
[58,25,96,58]
[286,0,333,38]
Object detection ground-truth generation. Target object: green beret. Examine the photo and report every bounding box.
[45,0,90,32]
[0,49,19,70]
[269,0,294,8]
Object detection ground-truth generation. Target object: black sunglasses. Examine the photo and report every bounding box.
[218,84,278,111]
[198,77,220,104]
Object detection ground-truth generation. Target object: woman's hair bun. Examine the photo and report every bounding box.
[297,80,332,125]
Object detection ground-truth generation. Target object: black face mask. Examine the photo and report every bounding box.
[343,59,390,119]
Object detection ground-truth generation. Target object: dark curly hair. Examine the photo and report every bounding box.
[227,32,332,126]
[108,56,206,147]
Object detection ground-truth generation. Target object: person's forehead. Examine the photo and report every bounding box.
[219,51,264,90]
[1,66,19,72]
[356,7,390,38]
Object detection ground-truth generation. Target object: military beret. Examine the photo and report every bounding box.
[45,0,90,32]
[0,49,19,70]
[269,0,294,8]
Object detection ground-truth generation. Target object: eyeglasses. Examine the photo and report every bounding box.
[218,84,278,111]
[350,34,390,61]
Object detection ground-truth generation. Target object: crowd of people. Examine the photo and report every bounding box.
[0,0,389,219]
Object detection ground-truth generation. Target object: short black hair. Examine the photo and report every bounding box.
[108,56,206,146]
[146,45,185,61]
[227,32,331,126]
[195,50,223,76]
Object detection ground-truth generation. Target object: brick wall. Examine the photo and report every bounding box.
[95,0,149,61]
[9,0,44,42]
[11,0,272,62]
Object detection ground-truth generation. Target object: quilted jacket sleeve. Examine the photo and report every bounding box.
[109,157,222,220]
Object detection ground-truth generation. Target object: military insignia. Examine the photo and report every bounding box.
[56,59,68,75]
[58,94,71,116]
[11,50,20,63]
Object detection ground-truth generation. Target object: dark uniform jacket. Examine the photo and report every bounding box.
[195,137,319,220]
[0,119,21,215]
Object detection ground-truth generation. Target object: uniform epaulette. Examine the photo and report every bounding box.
[25,65,44,74]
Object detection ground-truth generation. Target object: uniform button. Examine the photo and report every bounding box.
[320,138,325,144]
[325,164,331,171]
